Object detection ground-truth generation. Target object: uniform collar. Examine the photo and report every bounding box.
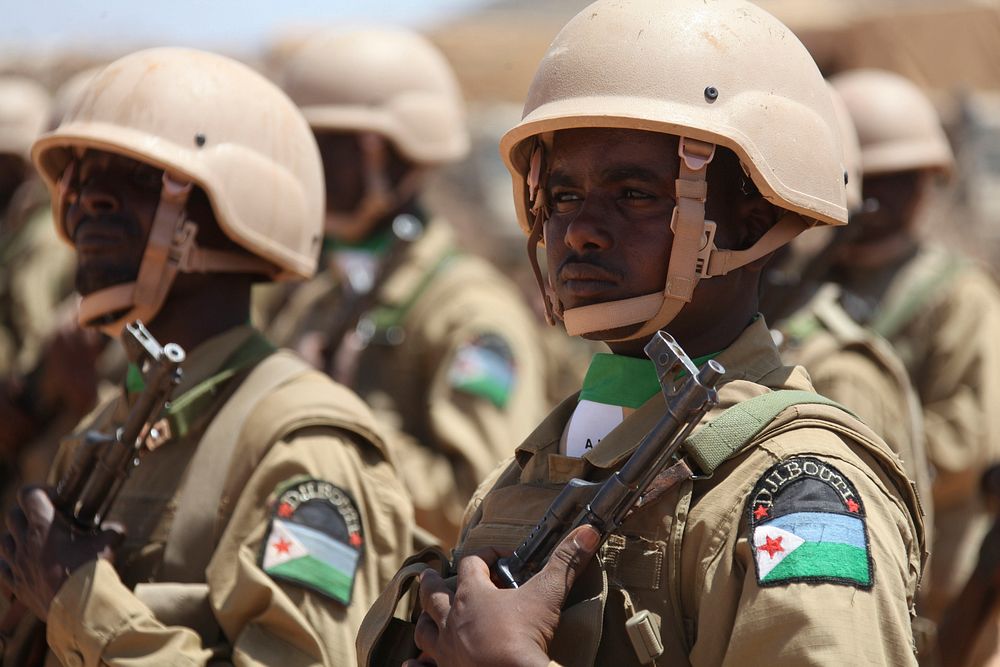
[514,316,809,479]
[124,324,259,399]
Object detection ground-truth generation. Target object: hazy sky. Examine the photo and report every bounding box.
[0,0,489,54]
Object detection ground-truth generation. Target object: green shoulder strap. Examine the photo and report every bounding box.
[158,332,276,441]
[871,251,965,340]
[369,249,458,333]
[684,390,855,475]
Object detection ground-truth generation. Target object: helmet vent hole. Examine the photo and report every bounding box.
[844,170,849,185]
[195,133,207,147]
[704,86,719,103]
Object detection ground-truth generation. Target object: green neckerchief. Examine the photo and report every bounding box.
[323,226,395,258]
[125,331,275,442]
[579,351,721,410]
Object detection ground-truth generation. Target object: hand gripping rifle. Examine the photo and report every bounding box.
[0,321,184,650]
[494,331,724,589]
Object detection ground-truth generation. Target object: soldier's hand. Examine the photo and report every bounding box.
[0,486,122,621]
[407,524,600,667]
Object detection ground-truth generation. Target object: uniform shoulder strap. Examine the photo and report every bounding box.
[161,348,313,583]
[872,248,966,339]
[684,390,853,475]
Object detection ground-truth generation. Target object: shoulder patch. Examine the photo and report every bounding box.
[747,457,872,589]
[447,333,516,408]
[259,477,364,605]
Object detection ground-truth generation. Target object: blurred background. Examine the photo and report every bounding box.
[2,0,999,269]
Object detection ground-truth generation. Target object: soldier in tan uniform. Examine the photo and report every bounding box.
[763,84,934,544]
[263,28,547,547]
[0,76,74,379]
[360,1,926,665]
[829,69,1000,626]
[0,48,412,666]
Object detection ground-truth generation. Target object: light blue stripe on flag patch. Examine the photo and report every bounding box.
[764,512,866,549]
[280,519,360,573]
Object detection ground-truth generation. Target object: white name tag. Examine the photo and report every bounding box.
[563,400,625,458]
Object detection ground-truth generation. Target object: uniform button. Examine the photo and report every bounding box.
[65,650,85,667]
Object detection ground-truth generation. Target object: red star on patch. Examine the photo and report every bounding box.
[277,502,294,518]
[753,505,769,520]
[349,532,363,548]
[757,535,785,559]
[274,538,292,555]
[846,498,860,513]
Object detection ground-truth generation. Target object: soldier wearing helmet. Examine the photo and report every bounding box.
[361,1,925,664]
[265,27,546,547]
[761,83,934,571]
[0,48,412,666]
[829,69,1000,628]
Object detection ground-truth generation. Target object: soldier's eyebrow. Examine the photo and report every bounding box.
[547,165,670,189]
[600,166,668,185]
[547,169,577,189]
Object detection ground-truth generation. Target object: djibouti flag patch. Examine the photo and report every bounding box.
[259,478,364,605]
[447,333,516,408]
[747,457,872,589]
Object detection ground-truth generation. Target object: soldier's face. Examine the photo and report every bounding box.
[543,128,678,315]
[850,170,926,243]
[63,150,161,296]
[315,131,365,214]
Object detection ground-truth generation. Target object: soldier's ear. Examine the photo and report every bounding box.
[730,197,781,273]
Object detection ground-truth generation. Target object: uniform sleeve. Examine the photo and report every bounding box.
[46,426,412,666]
[912,270,1000,501]
[405,277,547,545]
[687,447,922,666]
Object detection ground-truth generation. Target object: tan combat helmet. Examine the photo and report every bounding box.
[830,69,954,178]
[0,76,51,162]
[500,0,848,341]
[282,27,469,241]
[49,66,102,131]
[32,47,324,337]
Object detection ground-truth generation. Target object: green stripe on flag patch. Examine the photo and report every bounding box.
[267,555,355,604]
[762,541,870,586]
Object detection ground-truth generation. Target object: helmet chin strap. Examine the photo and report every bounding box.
[78,173,275,338]
[326,132,424,243]
[528,137,810,343]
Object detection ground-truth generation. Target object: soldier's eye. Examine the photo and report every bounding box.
[131,163,163,191]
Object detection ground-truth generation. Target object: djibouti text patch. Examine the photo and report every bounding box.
[259,477,364,605]
[747,457,872,589]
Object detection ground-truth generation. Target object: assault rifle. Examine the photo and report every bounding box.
[53,321,185,527]
[495,331,724,588]
[0,321,184,653]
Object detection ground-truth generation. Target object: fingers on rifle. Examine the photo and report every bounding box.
[417,570,453,627]
[413,611,440,655]
[456,553,495,592]
[16,486,52,520]
[526,524,600,599]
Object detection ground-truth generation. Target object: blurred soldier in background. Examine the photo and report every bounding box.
[761,82,933,555]
[0,76,79,509]
[0,48,412,665]
[265,27,547,547]
[830,68,1000,629]
[0,76,73,379]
